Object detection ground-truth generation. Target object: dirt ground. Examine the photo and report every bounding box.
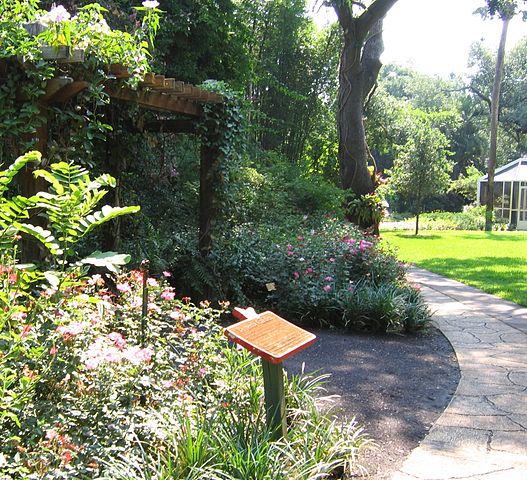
[284,326,460,479]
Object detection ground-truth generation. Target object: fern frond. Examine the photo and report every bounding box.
[0,151,41,195]
[78,205,140,237]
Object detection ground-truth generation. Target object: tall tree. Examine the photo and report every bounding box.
[479,0,527,230]
[328,0,398,227]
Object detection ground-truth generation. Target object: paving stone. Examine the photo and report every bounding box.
[508,370,527,387]
[445,395,506,416]
[454,380,525,396]
[398,448,505,479]
[487,393,527,416]
[435,412,523,431]
[422,424,490,452]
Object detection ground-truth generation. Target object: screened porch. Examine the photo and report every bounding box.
[477,157,527,230]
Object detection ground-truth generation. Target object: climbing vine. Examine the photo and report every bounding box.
[198,80,248,221]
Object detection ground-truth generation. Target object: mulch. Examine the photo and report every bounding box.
[284,326,460,479]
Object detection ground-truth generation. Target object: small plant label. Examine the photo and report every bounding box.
[225,311,316,364]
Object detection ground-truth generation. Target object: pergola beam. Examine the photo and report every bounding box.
[106,87,202,117]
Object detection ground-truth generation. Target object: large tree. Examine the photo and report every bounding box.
[329,0,398,226]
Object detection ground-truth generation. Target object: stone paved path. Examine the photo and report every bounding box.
[391,267,527,480]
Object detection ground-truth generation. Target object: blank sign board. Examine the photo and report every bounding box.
[225,311,316,364]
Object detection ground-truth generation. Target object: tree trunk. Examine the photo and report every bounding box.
[332,0,398,228]
[415,213,419,236]
[485,16,509,231]
[338,18,385,196]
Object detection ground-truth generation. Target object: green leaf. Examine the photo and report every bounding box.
[81,251,131,273]
[78,205,140,236]
[16,223,62,255]
[43,271,60,289]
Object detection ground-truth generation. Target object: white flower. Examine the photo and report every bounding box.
[41,5,71,24]
[142,0,160,8]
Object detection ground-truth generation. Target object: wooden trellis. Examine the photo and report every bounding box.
[2,58,225,259]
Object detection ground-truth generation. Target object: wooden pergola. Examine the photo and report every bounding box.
[22,64,224,258]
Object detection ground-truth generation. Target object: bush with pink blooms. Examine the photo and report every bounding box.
[170,216,430,333]
[259,218,429,332]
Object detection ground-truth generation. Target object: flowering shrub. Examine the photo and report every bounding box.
[0,155,368,478]
[1,269,368,479]
[170,216,430,333]
[260,218,427,332]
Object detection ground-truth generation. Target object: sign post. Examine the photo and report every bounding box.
[225,309,316,440]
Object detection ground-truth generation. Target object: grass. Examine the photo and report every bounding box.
[381,230,527,307]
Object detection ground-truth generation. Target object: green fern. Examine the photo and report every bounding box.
[33,161,140,263]
[0,152,60,254]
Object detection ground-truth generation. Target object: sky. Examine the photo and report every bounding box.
[310,0,526,77]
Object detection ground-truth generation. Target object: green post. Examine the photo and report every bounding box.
[261,359,287,440]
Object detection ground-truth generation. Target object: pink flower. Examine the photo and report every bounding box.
[162,271,172,277]
[124,346,153,365]
[160,290,175,301]
[293,271,300,280]
[84,358,100,370]
[161,380,173,389]
[147,278,159,287]
[359,240,373,251]
[50,346,59,355]
[324,276,333,282]
[57,321,86,339]
[148,302,160,313]
[45,5,71,23]
[21,324,32,338]
[108,332,127,350]
[117,283,132,293]
[297,236,304,241]
[198,368,207,377]
[101,346,122,363]
[287,251,294,256]
[170,310,185,321]
[88,274,105,286]
[46,429,59,441]
[329,257,335,263]
[305,267,314,274]
[11,311,27,321]
[323,285,332,292]
[61,450,73,464]
[287,244,293,250]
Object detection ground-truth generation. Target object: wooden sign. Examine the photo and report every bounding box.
[225,311,316,364]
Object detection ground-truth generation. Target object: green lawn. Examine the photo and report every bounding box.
[381,230,527,307]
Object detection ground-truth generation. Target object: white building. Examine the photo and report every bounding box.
[478,157,527,230]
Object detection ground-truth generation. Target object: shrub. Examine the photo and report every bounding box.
[3,270,370,479]
[339,282,430,333]
[169,216,430,333]
[384,206,508,231]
